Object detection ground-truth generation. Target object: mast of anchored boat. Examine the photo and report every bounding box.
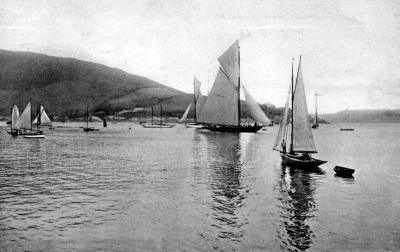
[315,92,318,125]
[290,58,294,154]
[193,78,197,124]
[160,104,163,126]
[238,42,241,127]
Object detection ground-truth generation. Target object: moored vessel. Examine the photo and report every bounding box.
[273,57,326,168]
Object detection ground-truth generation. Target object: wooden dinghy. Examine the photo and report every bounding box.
[334,166,355,177]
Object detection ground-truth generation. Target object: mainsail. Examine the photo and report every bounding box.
[11,105,20,130]
[242,85,271,125]
[16,102,31,130]
[196,95,206,122]
[179,103,192,123]
[292,58,317,153]
[197,68,238,126]
[273,89,291,151]
[33,106,52,125]
[218,40,239,87]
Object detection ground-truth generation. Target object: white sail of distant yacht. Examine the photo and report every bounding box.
[16,102,32,130]
[181,76,207,128]
[33,106,52,126]
[198,40,270,132]
[179,103,192,123]
[11,105,20,130]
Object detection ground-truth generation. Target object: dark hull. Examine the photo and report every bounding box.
[7,129,20,136]
[334,166,354,177]
[281,153,326,168]
[203,125,262,133]
[311,124,319,129]
[83,127,99,132]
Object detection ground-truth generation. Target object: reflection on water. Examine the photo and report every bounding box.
[200,132,247,244]
[277,165,323,251]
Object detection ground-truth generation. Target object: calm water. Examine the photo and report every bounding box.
[0,122,399,251]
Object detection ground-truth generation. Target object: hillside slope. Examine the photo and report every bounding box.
[0,49,189,117]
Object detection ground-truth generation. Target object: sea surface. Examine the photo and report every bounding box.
[0,122,399,251]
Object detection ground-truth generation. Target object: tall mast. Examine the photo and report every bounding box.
[315,92,318,124]
[160,104,163,125]
[237,42,241,127]
[151,106,154,124]
[30,98,32,131]
[193,77,197,124]
[86,106,89,129]
[18,92,21,110]
[290,58,294,154]
[37,103,40,132]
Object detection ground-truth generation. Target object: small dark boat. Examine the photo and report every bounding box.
[340,128,354,131]
[334,166,355,177]
[83,127,98,132]
[311,123,319,129]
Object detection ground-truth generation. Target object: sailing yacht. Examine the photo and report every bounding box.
[182,77,206,128]
[311,92,319,129]
[24,103,45,138]
[142,104,175,128]
[7,105,20,135]
[198,40,271,132]
[273,57,326,168]
[33,106,52,127]
[83,106,99,132]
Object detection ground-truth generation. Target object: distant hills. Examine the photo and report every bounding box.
[0,49,192,118]
[321,109,400,123]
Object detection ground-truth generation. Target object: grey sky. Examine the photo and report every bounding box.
[1,0,399,113]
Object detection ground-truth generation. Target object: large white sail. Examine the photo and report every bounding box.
[179,103,192,123]
[218,40,239,87]
[11,105,20,130]
[243,85,271,125]
[293,58,317,153]
[273,89,291,151]
[16,102,31,130]
[197,68,238,126]
[33,106,52,125]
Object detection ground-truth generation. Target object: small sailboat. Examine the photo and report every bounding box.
[7,105,20,135]
[311,92,319,129]
[83,106,99,132]
[103,117,107,128]
[273,57,326,168]
[184,77,206,128]
[198,40,271,132]
[33,106,53,127]
[23,102,45,138]
[142,104,175,128]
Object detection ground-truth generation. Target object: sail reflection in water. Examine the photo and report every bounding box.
[197,132,248,244]
[276,166,322,251]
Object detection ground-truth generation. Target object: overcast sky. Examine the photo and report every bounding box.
[1,0,399,113]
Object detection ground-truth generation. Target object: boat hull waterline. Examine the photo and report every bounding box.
[203,125,262,133]
[281,153,327,168]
